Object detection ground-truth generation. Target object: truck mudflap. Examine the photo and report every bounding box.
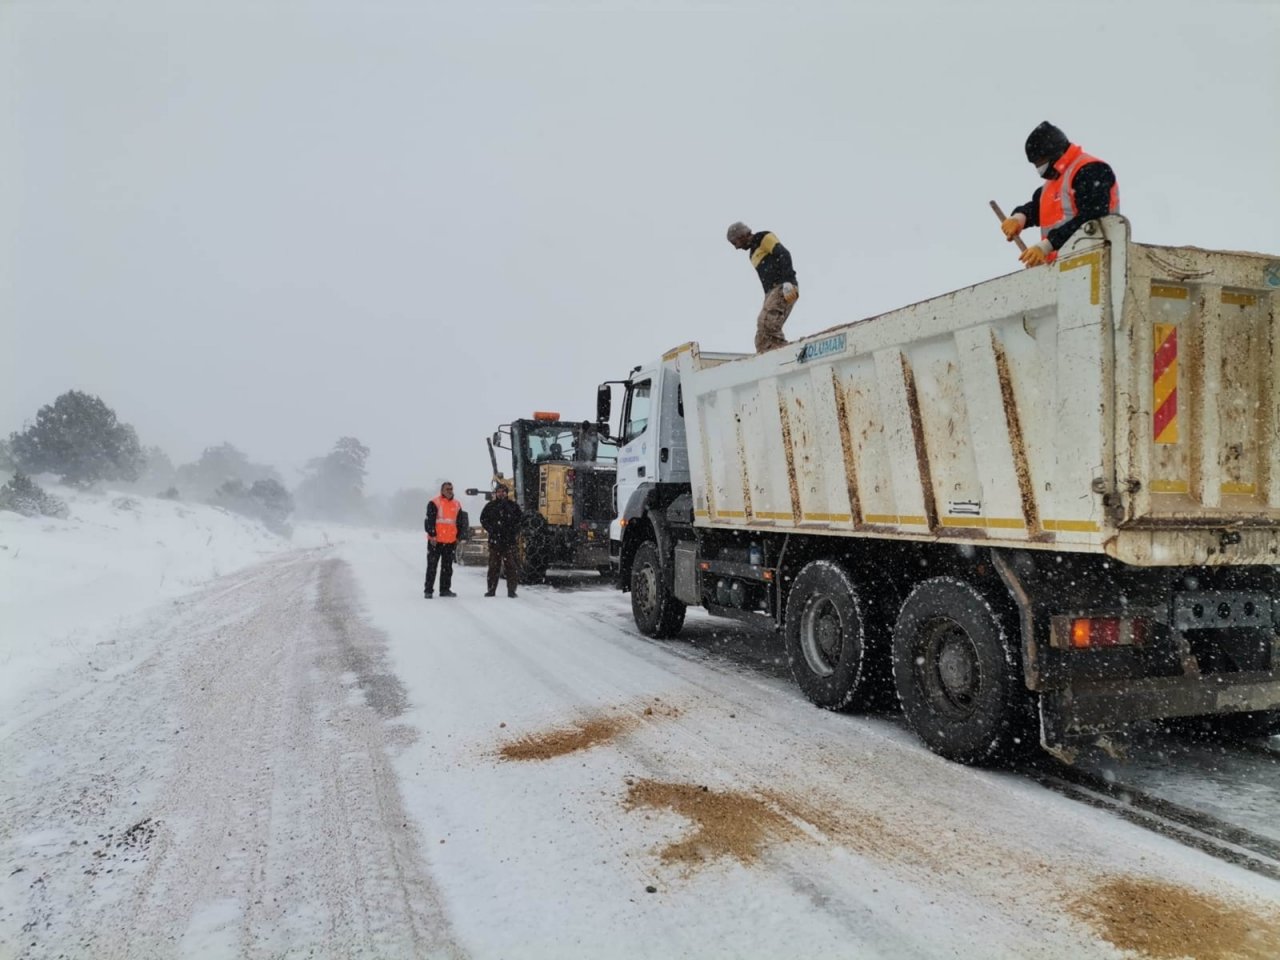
[1040,673,1280,750]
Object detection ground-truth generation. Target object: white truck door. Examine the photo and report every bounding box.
[612,369,660,543]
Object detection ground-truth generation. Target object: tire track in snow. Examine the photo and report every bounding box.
[0,550,465,960]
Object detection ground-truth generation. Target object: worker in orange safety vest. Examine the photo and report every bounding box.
[1001,121,1119,267]
[424,481,461,598]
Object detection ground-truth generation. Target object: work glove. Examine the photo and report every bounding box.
[1001,214,1026,241]
[781,282,798,304]
[1019,239,1052,268]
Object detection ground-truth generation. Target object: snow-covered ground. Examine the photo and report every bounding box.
[0,486,287,726]
[2,496,1279,959]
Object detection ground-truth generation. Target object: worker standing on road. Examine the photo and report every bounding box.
[727,221,799,353]
[480,483,523,598]
[1001,122,1119,268]
[424,481,460,598]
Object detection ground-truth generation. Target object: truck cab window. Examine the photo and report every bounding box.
[623,380,652,444]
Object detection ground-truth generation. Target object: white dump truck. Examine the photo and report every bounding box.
[597,216,1280,763]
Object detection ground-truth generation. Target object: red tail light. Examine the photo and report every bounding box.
[1070,617,1149,649]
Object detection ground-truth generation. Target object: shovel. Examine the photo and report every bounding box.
[989,200,1027,253]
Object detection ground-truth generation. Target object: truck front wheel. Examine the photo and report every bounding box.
[630,541,686,638]
[784,560,885,711]
[892,577,1034,765]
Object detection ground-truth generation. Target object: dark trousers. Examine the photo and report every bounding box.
[425,542,456,593]
[487,543,519,594]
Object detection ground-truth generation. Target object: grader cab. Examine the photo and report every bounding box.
[469,412,616,582]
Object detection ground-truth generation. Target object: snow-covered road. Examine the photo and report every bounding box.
[3,530,1279,959]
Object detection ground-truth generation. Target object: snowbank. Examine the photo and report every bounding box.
[0,485,287,719]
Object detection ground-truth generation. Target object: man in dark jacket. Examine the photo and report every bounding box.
[480,483,522,598]
[727,221,799,353]
[1001,121,1119,267]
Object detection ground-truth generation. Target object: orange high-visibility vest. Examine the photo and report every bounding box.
[1038,143,1120,263]
[431,495,461,544]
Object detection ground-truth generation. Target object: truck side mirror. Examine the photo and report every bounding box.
[596,384,612,434]
[492,432,502,448]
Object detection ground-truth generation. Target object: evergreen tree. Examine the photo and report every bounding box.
[134,445,177,494]
[296,437,370,520]
[9,390,145,488]
[175,443,282,502]
[211,477,294,535]
[248,478,294,533]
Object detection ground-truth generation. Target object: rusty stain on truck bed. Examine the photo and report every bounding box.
[992,330,1043,537]
[831,369,864,525]
[899,353,938,532]
[777,392,802,522]
[735,416,753,519]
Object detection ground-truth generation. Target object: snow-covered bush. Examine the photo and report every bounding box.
[0,472,69,518]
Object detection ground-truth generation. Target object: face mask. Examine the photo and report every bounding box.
[1035,161,1050,177]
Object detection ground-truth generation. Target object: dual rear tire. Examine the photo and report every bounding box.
[782,560,891,712]
[890,577,1035,765]
[784,562,1033,764]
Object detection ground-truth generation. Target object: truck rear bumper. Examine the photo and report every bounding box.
[1044,672,1280,740]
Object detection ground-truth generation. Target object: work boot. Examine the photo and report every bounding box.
[423,590,433,599]
[440,590,457,598]
[507,590,518,598]
[484,590,496,597]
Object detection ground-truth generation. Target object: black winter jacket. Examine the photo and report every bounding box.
[747,231,797,293]
[480,498,523,548]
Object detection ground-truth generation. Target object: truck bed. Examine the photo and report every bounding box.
[676,217,1279,566]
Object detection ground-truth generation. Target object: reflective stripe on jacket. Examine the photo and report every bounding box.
[430,495,461,544]
[1038,144,1120,263]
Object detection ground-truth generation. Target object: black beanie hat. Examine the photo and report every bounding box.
[1025,121,1070,165]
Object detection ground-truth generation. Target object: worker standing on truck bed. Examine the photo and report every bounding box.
[1001,121,1119,267]
[727,221,799,353]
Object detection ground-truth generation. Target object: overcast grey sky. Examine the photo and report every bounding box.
[4,0,1278,496]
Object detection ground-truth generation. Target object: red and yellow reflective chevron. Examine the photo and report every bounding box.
[1153,323,1178,444]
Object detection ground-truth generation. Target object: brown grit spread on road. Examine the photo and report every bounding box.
[498,715,635,761]
[1067,875,1280,960]
[496,698,681,762]
[623,779,803,867]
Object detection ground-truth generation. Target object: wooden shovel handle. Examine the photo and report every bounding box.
[990,200,1028,252]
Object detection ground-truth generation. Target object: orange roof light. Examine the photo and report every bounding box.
[533,411,561,421]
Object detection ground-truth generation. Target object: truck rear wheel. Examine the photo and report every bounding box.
[784,560,885,711]
[892,577,1033,765]
[630,541,686,638]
